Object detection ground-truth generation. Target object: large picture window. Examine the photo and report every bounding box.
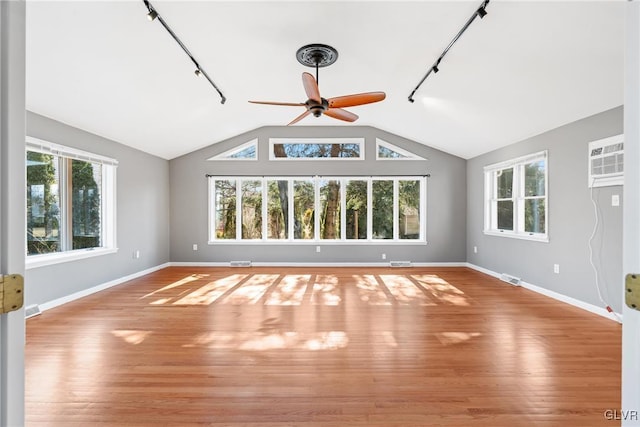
[208,176,427,243]
[26,137,117,267]
[484,151,548,241]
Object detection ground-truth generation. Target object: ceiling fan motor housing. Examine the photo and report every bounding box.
[307,99,329,117]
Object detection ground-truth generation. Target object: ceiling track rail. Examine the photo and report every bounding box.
[408,0,490,103]
[143,0,226,104]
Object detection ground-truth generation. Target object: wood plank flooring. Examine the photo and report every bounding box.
[26,267,621,426]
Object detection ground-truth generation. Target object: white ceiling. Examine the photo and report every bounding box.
[26,1,625,160]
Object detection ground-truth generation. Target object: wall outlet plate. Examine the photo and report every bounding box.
[625,274,640,311]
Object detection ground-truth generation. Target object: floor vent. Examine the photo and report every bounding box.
[500,273,522,286]
[25,304,42,319]
[230,260,252,267]
[390,261,412,267]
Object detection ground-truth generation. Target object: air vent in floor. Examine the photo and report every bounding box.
[390,261,412,267]
[230,260,252,267]
[25,304,42,319]
[500,273,522,286]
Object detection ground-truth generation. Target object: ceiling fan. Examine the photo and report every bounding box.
[249,44,386,125]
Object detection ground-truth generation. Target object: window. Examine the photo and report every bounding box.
[208,176,426,243]
[376,139,426,160]
[269,138,364,160]
[26,136,117,267]
[484,151,548,241]
[207,139,258,161]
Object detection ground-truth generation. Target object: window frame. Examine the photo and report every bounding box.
[375,138,426,161]
[483,150,548,242]
[25,136,118,269]
[208,175,427,244]
[207,139,258,161]
[268,138,365,161]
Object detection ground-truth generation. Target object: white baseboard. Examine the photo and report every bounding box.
[465,263,623,323]
[170,261,468,268]
[38,262,171,313]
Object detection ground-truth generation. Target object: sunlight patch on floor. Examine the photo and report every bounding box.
[265,274,310,305]
[353,275,392,305]
[435,331,482,346]
[173,274,248,305]
[140,274,209,300]
[380,275,432,305]
[380,331,398,347]
[111,329,152,345]
[311,275,341,305]
[183,330,348,351]
[220,274,280,305]
[411,274,471,306]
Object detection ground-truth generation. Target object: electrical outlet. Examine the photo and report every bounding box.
[316,246,321,253]
[473,246,478,254]
[193,244,198,251]
[134,250,140,259]
[553,264,560,274]
[382,253,386,260]
[612,194,620,207]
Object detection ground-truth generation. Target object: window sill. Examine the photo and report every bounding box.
[483,230,549,243]
[26,247,119,270]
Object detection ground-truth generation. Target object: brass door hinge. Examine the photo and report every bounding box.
[625,274,640,311]
[0,274,24,314]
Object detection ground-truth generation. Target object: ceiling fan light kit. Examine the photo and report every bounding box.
[250,43,386,125]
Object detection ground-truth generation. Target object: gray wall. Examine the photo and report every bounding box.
[170,126,467,263]
[25,112,171,307]
[467,106,624,312]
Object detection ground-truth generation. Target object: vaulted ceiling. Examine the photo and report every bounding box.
[26,1,624,160]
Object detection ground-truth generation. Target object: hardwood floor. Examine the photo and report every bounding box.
[26,267,621,426]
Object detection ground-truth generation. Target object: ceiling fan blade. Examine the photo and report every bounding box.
[249,100,306,107]
[302,72,321,103]
[324,108,358,123]
[327,92,386,108]
[288,110,312,125]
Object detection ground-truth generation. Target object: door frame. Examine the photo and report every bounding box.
[0,1,26,425]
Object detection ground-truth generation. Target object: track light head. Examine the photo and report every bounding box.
[147,9,158,21]
[432,65,439,73]
[195,69,201,76]
[477,7,487,18]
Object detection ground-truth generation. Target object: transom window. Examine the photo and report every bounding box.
[269,138,364,160]
[209,176,426,243]
[484,151,548,241]
[376,138,426,160]
[207,139,257,161]
[26,136,117,268]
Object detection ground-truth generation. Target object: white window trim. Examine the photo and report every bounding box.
[25,136,118,268]
[376,138,427,161]
[207,139,258,161]
[208,176,427,244]
[268,138,365,161]
[483,150,548,242]
[26,136,119,166]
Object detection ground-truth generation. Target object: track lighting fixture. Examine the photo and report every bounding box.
[408,0,490,103]
[142,0,226,104]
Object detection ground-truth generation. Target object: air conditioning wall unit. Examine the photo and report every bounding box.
[588,134,624,188]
